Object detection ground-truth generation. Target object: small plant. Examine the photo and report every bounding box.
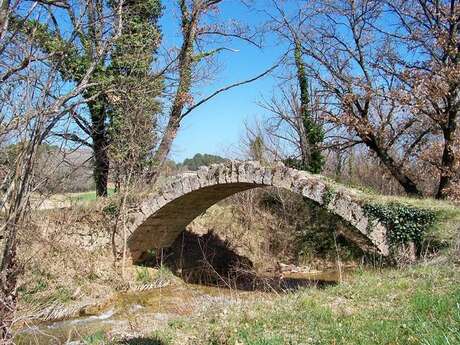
[135,266,152,284]
[87,270,99,281]
[322,185,336,207]
[154,264,174,280]
[102,202,119,217]
[83,330,107,345]
[18,278,48,303]
[28,278,48,295]
[139,249,157,267]
[53,286,73,303]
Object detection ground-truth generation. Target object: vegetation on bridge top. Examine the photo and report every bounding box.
[318,175,460,252]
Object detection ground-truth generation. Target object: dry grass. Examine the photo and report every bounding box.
[16,202,178,326]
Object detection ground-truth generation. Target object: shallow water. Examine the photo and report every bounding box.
[16,270,344,344]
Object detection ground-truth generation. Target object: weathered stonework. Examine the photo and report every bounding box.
[127,161,389,262]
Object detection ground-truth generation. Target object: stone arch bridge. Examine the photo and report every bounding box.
[127,161,389,262]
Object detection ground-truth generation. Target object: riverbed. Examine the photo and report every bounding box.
[16,270,344,344]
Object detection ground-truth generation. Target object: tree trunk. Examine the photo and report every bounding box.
[146,3,196,184]
[295,41,312,169]
[364,135,422,196]
[294,39,324,173]
[0,116,45,343]
[0,0,10,37]
[0,169,32,343]
[148,116,180,183]
[89,99,109,197]
[297,117,310,168]
[0,223,19,344]
[436,111,457,199]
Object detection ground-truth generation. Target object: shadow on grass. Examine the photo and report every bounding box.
[117,337,167,345]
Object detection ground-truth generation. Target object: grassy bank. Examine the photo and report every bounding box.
[148,261,460,345]
[67,187,116,202]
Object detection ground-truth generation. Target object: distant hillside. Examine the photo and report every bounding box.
[0,144,94,193]
[180,153,228,171]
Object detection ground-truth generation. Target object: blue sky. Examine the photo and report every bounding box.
[160,1,289,163]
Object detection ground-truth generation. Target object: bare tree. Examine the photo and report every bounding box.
[0,1,123,340]
[261,1,325,173]
[147,0,279,182]
[258,85,326,169]
[262,0,459,199]
[386,0,460,199]
[108,69,160,277]
[296,0,427,196]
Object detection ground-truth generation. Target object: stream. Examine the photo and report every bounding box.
[15,270,344,344]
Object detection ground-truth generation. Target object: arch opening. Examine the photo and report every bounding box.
[133,185,371,291]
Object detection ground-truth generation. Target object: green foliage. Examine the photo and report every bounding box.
[17,270,76,306]
[108,0,163,181]
[296,203,362,263]
[28,279,48,295]
[364,203,437,246]
[180,153,228,171]
[17,270,49,303]
[154,265,174,280]
[66,188,115,203]
[52,286,73,304]
[15,1,163,194]
[135,265,173,285]
[138,249,157,267]
[110,0,162,69]
[17,18,91,80]
[259,192,362,263]
[282,156,305,171]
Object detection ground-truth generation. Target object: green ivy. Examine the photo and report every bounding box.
[363,203,436,247]
[322,186,336,207]
[103,202,119,217]
[294,39,325,174]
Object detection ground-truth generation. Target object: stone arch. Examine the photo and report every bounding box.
[127,161,389,262]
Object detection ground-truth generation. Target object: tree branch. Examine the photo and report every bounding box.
[180,62,280,119]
